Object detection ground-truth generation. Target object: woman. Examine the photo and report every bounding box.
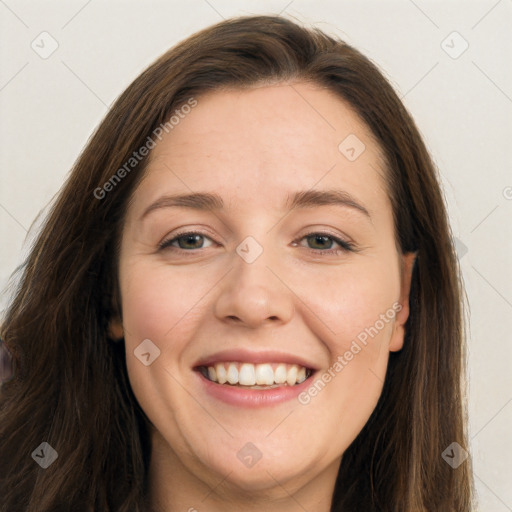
[0,14,473,511]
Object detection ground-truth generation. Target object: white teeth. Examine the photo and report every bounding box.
[215,363,227,384]
[227,363,238,384]
[286,365,298,386]
[274,364,287,384]
[203,362,311,387]
[255,363,274,385]
[297,366,307,384]
[239,363,256,385]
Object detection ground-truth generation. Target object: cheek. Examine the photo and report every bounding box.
[119,261,208,402]
[119,261,206,433]
[297,256,401,353]
[119,259,212,348]
[292,255,400,441]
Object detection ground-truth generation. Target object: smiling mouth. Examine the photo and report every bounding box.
[196,362,313,389]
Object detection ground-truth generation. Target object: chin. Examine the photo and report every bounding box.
[199,443,317,494]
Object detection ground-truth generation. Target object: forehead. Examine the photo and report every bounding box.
[136,82,389,215]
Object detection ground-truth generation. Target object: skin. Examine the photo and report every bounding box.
[110,82,416,512]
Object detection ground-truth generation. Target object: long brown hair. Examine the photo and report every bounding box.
[0,15,473,511]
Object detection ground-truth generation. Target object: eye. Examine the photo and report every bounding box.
[158,230,356,255]
[293,232,356,254]
[158,231,215,251]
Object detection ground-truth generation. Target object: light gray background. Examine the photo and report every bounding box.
[1,1,511,509]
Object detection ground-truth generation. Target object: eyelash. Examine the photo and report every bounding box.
[158,230,356,255]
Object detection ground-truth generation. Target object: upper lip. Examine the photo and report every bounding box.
[193,348,319,371]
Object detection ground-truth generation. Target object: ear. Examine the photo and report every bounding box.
[108,317,124,341]
[389,251,417,352]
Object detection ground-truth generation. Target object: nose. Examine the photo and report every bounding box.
[213,247,295,329]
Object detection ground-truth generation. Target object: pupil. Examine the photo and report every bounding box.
[309,235,331,249]
[180,234,202,249]
[176,234,333,250]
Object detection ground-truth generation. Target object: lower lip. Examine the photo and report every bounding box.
[194,370,316,408]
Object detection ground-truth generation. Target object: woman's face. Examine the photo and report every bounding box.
[114,82,415,502]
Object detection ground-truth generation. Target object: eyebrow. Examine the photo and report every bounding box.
[286,189,371,218]
[140,189,371,220]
